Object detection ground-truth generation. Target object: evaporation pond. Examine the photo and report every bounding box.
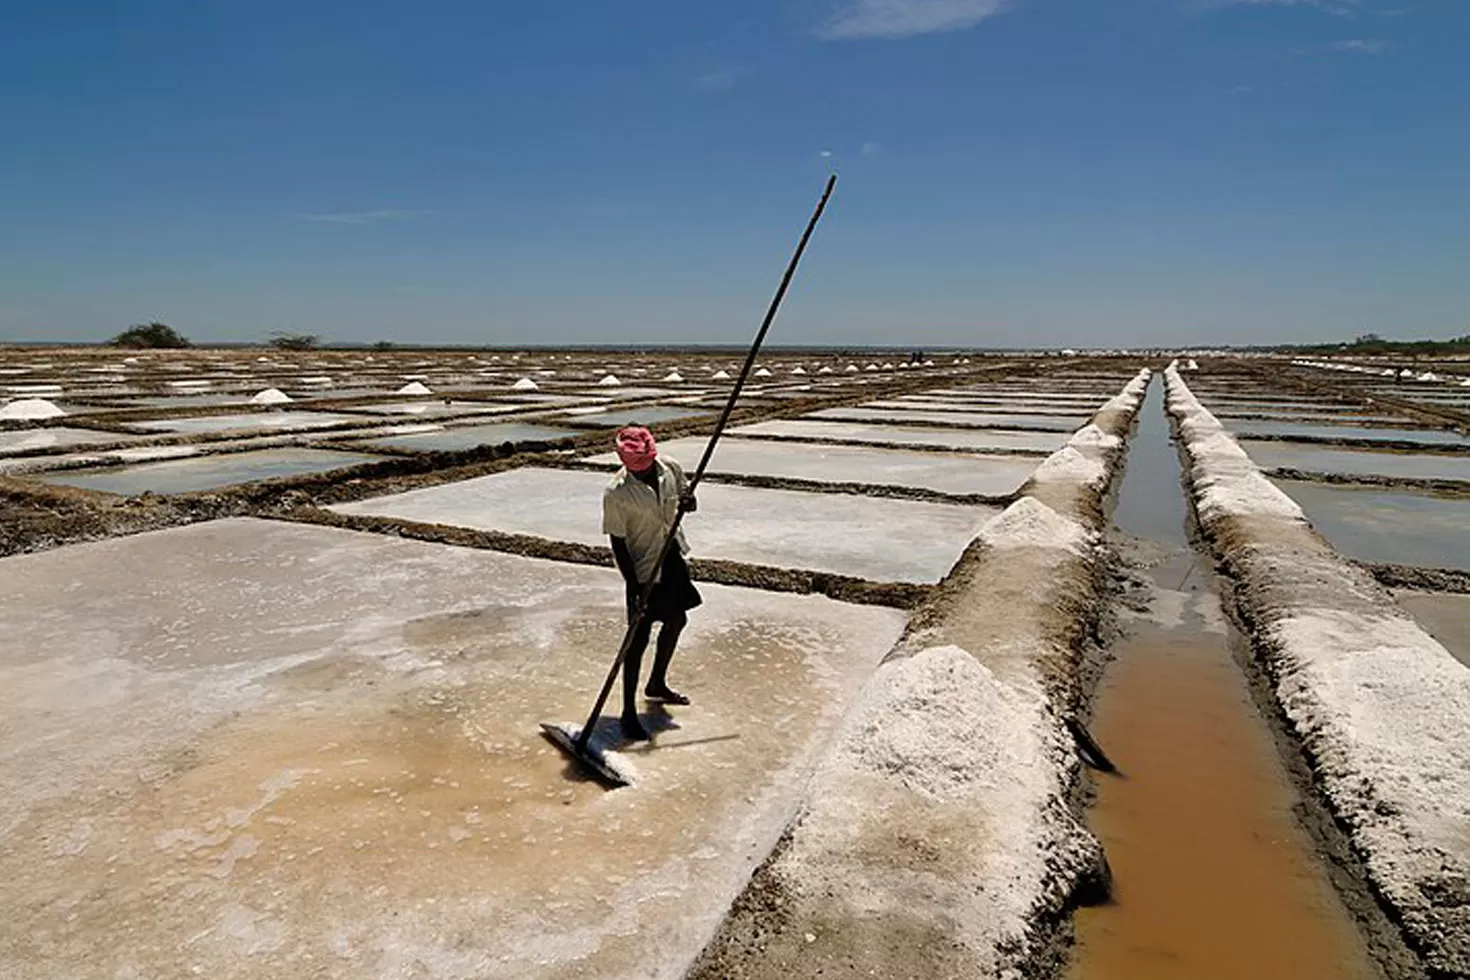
[339,400,523,418]
[127,411,365,434]
[1272,478,1470,571]
[1226,419,1469,445]
[0,427,140,456]
[731,418,1067,454]
[561,405,711,428]
[587,436,1037,496]
[810,406,1087,431]
[333,466,996,583]
[0,518,904,980]
[355,422,579,452]
[1392,591,1470,670]
[35,448,389,495]
[1243,441,1470,483]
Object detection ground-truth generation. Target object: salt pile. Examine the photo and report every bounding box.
[790,366,807,375]
[511,377,539,391]
[0,398,67,420]
[598,375,622,387]
[397,381,433,395]
[978,496,1093,557]
[846,364,860,373]
[754,367,773,378]
[818,366,834,374]
[249,388,292,405]
[711,370,732,381]
[864,364,879,372]
[662,372,684,382]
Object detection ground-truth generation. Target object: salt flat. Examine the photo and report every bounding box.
[0,518,904,980]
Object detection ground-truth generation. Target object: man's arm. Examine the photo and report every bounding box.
[609,535,639,585]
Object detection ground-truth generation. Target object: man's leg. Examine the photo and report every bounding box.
[621,616,654,740]
[646,611,690,705]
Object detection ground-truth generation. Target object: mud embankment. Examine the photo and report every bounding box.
[686,369,1151,980]
[1164,366,1470,979]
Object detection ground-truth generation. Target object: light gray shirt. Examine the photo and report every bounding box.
[601,457,690,585]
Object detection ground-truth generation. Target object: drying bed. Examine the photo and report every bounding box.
[0,518,905,980]
[584,436,1040,497]
[33,447,393,496]
[331,466,998,584]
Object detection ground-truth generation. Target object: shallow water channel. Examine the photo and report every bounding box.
[1068,379,1383,980]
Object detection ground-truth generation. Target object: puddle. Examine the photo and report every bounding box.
[1272,478,1470,571]
[1226,418,1468,445]
[34,448,390,495]
[586,435,1039,496]
[1070,379,1381,980]
[1391,591,1470,669]
[1243,441,1470,484]
[353,422,578,453]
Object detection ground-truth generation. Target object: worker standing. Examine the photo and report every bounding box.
[601,425,701,741]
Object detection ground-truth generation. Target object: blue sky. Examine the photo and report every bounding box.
[2,0,1465,347]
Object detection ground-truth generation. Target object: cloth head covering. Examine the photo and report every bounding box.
[615,425,657,472]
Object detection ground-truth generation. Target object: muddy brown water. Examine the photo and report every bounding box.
[1069,379,1384,980]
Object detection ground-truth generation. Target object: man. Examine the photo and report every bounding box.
[601,425,702,741]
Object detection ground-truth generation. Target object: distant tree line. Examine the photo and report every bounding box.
[106,323,327,350]
[1289,333,1470,357]
[110,322,191,348]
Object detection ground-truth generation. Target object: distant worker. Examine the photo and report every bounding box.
[601,425,701,741]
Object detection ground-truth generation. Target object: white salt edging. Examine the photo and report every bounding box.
[1164,365,1470,976]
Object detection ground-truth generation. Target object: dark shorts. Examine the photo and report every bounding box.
[629,551,703,624]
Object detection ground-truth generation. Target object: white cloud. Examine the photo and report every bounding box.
[693,68,741,92]
[1205,0,1362,15]
[1328,37,1385,52]
[817,0,1011,40]
[298,209,434,224]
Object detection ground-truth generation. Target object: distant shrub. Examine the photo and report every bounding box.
[269,332,320,350]
[371,340,396,350]
[110,322,191,348]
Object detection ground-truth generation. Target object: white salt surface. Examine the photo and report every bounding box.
[811,406,1087,432]
[0,518,904,980]
[0,398,67,420]
[733,419,1068,454]
[0,427,140,456]
[586,436,1038,497]
[128,411,367,435]
[333,466,996,583]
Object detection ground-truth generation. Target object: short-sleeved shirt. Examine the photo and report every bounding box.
[601,457,690,585]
